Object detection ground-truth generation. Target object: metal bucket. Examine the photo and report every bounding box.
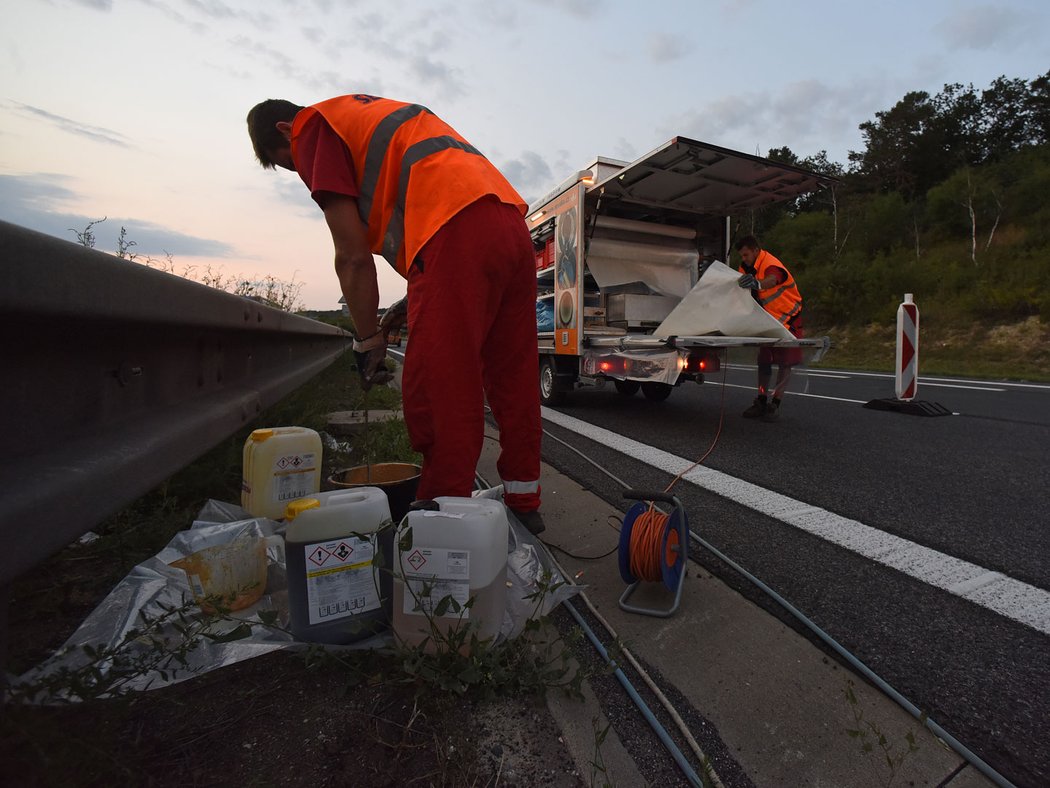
[327,462,421,523]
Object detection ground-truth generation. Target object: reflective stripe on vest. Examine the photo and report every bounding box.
[357,103,430,222]
[294,95,526,277]
[779,301,802,325]
[759,282,795,308]
[744,249,802,326]
[382,136,484,266]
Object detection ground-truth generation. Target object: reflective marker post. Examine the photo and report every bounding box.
[895,293,919,401]
[864,293,948,417]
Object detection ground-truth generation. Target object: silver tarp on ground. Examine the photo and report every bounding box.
[9,494,576,703]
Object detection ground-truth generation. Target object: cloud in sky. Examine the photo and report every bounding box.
[534,0,605,19]
[183,0,273,29]
[0,173,235,258]
[647,32,690,64]
[8,102,133,147]
[136,0,207,34]
[660,78,887,163]
[5,0,1045,309]
[407,54,465,100]
[935,5,1037,50]
[499,150,556,205]
[269,176,323,220]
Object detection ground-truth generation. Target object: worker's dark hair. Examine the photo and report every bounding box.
[246,99,305,169]
[735,235,761,251]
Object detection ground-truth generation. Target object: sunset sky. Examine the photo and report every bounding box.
[2,0,1047,309]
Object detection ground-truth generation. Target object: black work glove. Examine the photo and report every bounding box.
[352,333,393,391]
[379,296,408,340]
[737,273,761,290]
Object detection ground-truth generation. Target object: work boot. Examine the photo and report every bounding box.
[742,395,767,418]
[763,398,781,422]
[510,508,546,536]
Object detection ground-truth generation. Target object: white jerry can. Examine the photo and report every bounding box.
[393,497,509,652]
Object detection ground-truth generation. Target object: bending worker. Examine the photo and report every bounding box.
[735,235,804,422]
[246,94,544,532]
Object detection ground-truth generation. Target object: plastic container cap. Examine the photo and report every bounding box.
[285,498,321,520]
[250,428,275,442]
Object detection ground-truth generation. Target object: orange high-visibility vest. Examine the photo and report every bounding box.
[291,94,526,277]
[740,249,803,326]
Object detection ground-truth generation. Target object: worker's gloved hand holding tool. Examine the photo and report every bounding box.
[352,331,392,391]
[353,296,408,391]
[379,296,408,339]
[737,273,760,290]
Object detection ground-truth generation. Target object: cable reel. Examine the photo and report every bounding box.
[617,490,688,617]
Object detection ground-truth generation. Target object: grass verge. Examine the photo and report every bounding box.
[811,316,1050,381]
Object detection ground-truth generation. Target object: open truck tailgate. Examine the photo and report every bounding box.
[592,136,831,214]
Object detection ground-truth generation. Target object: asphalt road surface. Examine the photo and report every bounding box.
[537,360,1050,788]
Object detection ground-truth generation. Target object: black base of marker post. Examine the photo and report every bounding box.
[863,398,952,417]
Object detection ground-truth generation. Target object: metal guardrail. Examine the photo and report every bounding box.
[0,220,349,586]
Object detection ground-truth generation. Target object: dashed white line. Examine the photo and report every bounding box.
[541,406,1050,635]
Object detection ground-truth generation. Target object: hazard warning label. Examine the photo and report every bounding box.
[271,452,317,505]
[401,548,471,619]
[303,536,379,625]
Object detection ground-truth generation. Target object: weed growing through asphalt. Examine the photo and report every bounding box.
[589,716,614,787]
[843,678,922,787]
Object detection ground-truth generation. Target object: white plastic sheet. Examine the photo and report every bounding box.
[654,260,794,340]
[585,237,697,298]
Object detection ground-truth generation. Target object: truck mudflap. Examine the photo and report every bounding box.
[577,334,831,385]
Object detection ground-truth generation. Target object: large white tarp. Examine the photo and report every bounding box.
[653,261,793,340]
[585,237,697,298]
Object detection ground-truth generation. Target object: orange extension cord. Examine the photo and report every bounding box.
[626,349,730,582]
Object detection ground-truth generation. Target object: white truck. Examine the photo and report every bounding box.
[529,136,832,404]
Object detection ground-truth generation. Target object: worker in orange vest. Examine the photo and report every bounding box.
[246,95,544,532]
[735,235,804,422]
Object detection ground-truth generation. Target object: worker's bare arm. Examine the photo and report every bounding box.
[322,195,380,338]
[758,266,788,289]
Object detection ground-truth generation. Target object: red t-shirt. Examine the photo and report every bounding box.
[292,113,360,208]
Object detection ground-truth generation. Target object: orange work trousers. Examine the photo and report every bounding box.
[402,196,542,512]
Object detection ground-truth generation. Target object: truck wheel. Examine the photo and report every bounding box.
[641,382,673,402]
[614,379,640,397]
[540,358,567,405]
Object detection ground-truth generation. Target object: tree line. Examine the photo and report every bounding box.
[741,71,1050,328]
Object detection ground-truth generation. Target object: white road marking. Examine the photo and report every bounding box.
[541,407,1050,636]
[815,369,1047,391]
[721,382,868,405]
[800,372,852,379]
[917,382,1006,392]
[728,364,1049,391]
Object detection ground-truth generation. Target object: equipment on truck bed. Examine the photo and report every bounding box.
[529,137,834,405]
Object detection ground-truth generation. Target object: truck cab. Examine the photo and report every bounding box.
[529,136,832,404]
